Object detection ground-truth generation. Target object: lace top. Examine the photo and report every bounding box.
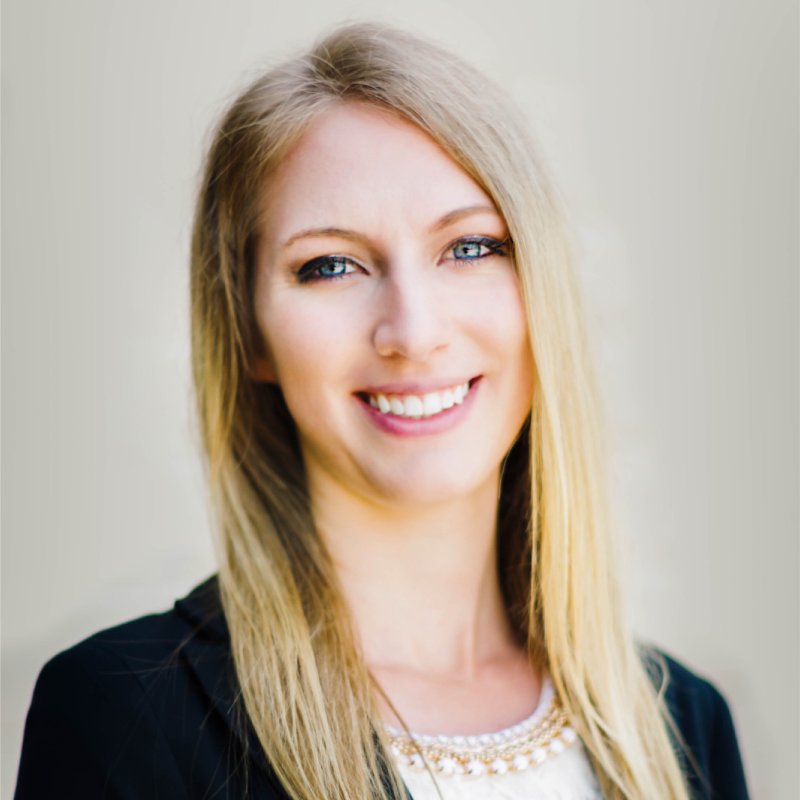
[387,676,602,799]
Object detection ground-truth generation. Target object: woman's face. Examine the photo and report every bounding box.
[253,103,534,509]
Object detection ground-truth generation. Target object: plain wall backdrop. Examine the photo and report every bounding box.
[2,1,797,797]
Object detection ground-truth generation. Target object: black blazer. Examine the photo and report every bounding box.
[15,576,749,799]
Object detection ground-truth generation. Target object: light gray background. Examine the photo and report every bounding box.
[3,1,798,797]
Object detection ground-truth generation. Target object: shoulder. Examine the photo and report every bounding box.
[26,574,227,722]
[15,576,286,800]
[36,597,209,687]
[640,645,750,800]
[642,647,732,732]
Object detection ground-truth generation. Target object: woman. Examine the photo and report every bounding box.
[15,22,748,800]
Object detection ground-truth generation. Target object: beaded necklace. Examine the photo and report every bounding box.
[384,679,578,778]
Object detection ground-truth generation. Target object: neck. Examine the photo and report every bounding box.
[311,471,520,678]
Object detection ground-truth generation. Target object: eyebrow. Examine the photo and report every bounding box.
[281,204,500,249]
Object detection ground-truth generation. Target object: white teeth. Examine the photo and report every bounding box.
[422,392,442,416]
[404,396,424,417]
[366,381,472,419]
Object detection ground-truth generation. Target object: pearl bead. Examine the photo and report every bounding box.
[512,754,530,770]
[531,747,548,763]
[437,757,457,775]
[466,759,486,777]
[562,726,577,742]
[490,758,509,774]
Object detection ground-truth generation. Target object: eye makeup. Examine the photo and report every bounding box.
[443,236,511,263]
[293,235,512,284]
[295,255,360,283]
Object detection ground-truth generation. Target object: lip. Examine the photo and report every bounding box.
[355,377,481,437]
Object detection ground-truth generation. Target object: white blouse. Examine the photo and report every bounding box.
[389,676,603,800]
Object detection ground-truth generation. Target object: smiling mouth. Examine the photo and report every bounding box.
[356,378,480,420]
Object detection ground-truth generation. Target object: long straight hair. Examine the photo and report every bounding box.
[190,22,691,799]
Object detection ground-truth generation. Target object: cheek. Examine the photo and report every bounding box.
[469,276,531,355]
[263,315,318,386]
[257,297,359,408]
[478,279,534,416]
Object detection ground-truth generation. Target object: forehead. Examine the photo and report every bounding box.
[259,102,497,240]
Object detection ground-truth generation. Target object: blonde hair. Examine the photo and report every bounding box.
[190,22,691,799]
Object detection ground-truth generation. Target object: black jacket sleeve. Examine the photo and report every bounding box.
[15,640,190,800]
[705,682,750,800]
[15,606,287,800]
[655,651,750,800]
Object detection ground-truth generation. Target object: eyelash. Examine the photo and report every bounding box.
[295,236,511,284]
[444,236,511,263]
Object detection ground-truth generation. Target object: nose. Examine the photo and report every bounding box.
[371,269,450,362]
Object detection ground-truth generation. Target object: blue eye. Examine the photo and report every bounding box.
[296,256,356,283]
[448,237,510,262]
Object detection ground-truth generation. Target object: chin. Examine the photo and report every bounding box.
[366,464,497,510]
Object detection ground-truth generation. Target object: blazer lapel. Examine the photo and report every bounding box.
[173,577,275,778]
